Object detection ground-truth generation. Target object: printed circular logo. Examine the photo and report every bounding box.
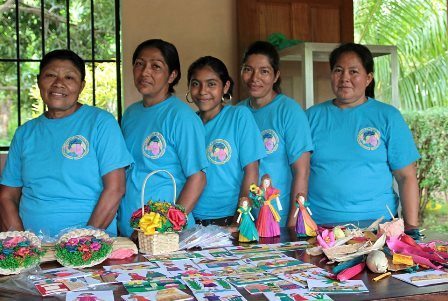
[62,135,89,160]
[207,139,231,165]
[261,129,279,154]
[143,132,166,159]
[357,127,381,150]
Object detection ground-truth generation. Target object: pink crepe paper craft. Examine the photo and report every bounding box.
[336,262,366,281]
[317,229,335,249]
[108,248,136,260]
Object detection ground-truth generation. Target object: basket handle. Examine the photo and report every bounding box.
[140,169,177,215]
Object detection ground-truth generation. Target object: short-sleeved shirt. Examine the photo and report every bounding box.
[0,105,133,237]
[118,96,208,237]
[306,98,420,224]
[193,105,266,220]
[240,94,314,225]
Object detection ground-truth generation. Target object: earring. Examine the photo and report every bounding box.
[221,93,233,103]
[185,91,194,104]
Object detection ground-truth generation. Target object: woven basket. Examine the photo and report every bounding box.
[136,169,180,255]
[0,231,42,275]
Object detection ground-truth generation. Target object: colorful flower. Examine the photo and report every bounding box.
[167,207,187,231]
[139,212,162,235]
[66,238,79,246]
[90,242,101,251]
[14,247,31,257]
[317,229,336,249]
[3,236,24,248]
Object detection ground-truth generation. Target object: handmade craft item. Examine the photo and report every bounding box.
[236,197,259,242]
[253,174,281,237]
[130,170,187,255]
[294,194,318,237]
[366,250,388,273]
[0,231,43,275]
[55,228,113,268]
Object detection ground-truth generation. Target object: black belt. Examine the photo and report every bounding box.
[195,216,234,226]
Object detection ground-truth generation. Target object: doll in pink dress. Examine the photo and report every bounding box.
[255,174,282,237]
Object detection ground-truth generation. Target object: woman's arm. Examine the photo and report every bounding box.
[239,161,259,199]
[0,185,24,231]
[176,171,206,213]
[392,163,420,230]
[88,168,126,229]
[287,152,311,227]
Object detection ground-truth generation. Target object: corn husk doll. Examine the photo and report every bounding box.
[254,174,282,237]
[294,194,318,237]
[236,197,259,242]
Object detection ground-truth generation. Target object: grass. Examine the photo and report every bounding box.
[421,198,448,233]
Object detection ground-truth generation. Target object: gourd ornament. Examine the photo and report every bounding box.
[366,250,388,273]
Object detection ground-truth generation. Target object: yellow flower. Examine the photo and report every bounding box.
[139,212,162,235]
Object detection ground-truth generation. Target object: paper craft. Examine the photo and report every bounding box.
[265,262,316,275]
[103,261,158,271]
[227,273,280,287]
[184,277,233,293]
[392,270,448,287]
[267,241,310,252]
[277,267,333,288]
[225,244,272,255]
[35,267,90,281]
[121,288,193,301]
[66,290,114,301]
[307,279,368,294]
[264,289,333,301]
[204,248,240,259]
[193,290,246,301]
[175,268,215,279]
[244,279,300,294]
[124,277,186,293]
[193,258,246,271]
[155,259,199,272]
[84,269,122,285]
[34,277,88,296]
[242,252,289,262]
[144,251,205,261]
[253,257,304,271]
[210,266,265,277]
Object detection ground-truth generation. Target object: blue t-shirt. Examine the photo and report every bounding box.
[193,105,266,220]
[240,94,314,225]
[118,96,208,237]
[0,105,133,237]
[306,98,420,224]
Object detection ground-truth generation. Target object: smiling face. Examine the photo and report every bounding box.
[38,59,85,119]
[133,47,177,105]
[331,51,373,108]
[189,66,230,120]
[241,54,279,105]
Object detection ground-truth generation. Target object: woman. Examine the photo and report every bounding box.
[0,49,133,236]
[306,43,420,230]
[118,39,208,237]
[240,41,314,227]
[187,56,265,226]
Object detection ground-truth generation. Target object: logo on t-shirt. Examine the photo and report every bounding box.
[62,135,89,159]
[207,139,231,165]
[261,129,279,154]
[142,132,166,159]
[357,127,381,150]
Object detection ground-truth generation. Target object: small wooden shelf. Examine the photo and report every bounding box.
[279,42,399,108]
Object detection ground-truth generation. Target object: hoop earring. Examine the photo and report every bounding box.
[185,91,194,104]
[221,93,232,103]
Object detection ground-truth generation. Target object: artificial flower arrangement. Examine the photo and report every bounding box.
[54,228,113,268]
[130,200,187,255]
[130,200,187,235]
[0,231,44,275]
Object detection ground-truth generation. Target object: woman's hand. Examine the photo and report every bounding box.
[177,171,206,213]
[393,163,420,230]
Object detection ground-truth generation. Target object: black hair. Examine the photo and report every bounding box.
[329,43,375,98]
[187,56,234,99]
[132,39,181,93]
[39,49,86,81]
[241,40,281,93]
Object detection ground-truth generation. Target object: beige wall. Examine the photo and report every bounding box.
[122,0,238,108]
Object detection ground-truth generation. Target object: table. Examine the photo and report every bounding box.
[1,227,447,300]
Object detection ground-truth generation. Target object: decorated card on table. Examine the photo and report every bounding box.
[34,267,90,281]
[392,270,448,287]
[124,277,186,293]
[264,289,333,301]
[0,231,44,275]
[244,279,301,294]
[307,279,369,294]
[144,250,205,261]
[267,241,310,252]
[193,290,246,301]
[192,257,247,271]
[34,277,89,296]
[122,288,194,301]
[184,277,233,293]
[227,272,281,287]
[66,290,114,301]
[210,266,265,277]
[277,267,333,288]
[103,261,158,271]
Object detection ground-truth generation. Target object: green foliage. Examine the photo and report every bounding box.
[402,108,448,218]
[354,0,448,110]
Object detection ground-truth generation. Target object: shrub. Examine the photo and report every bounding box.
[402,108,448,220]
